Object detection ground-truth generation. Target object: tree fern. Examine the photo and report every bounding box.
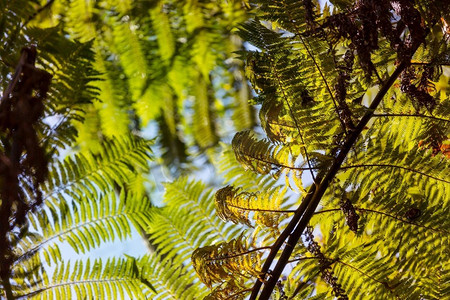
[194,1,450,299]
[8,135,155,299]
[137,177,248,299]
[3,1,450,299]
[37,0,255,171]
[43,136,152,205]
[192,234,264,289]
[0,3,159,298]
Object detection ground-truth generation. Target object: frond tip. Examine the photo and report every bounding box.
[215,185,287,228]
[215,186,252,226]
[232,130,301,177]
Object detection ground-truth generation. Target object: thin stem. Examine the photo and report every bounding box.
[17,210,129,262]
[206,247,271,262]
[335,259,397,291]
[267,55,317,182]
[15,277,132,299]
[226,288,252,300]
[239,147,316,172]
[227,203,296,214]
[410,61,450,66]
[358,208,447,233]
[291,269,322,298]
[373,113,450,123]
[21,0,56,30]
[285,98,317,182]
[249,185,316,299]
[287,256,320,264]
[339,163,450,184]
[298,35,347,135]
[313,208,448,233]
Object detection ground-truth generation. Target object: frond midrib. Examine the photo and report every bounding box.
[16,277,142,298]
[43,141,149,201]
[18,209,131,260]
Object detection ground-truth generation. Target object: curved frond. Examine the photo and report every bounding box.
[192,234,263,288]
[215,185,288,228]
[43,136,152,205]
[144,177,244,267]
[232,130,309,192]
[15,257,154,299]
[232,130,303,173]
[215,143,280,192]
[138,253,209,300]
[17,190,152,265]
[192,73,219,149]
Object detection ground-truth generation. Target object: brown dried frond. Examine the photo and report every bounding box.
[304,227,348,299]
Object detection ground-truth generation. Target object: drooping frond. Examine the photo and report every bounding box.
[15,257,155,299]
[137,253,209,300]
[239,19,343,149]
[192,73,219,150]
[1,2,160,299]
[215,185,288,228]
[232,130,307,191]
[42,0,253,165]
[141,177,250,298]
[157,94,188,169]
[203,279,247,300]
[144,177,243,267]
[6,132,154,297]
[17,190,152,265]
[215,143,280,192]
[233,130,300,173]
[43,136,152,205]
[192,234,263,288]
[91,47,130,139]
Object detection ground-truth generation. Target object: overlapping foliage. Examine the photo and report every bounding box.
[1,1,255,299]
[1,0,449,299]
[192,0,450,299]
[0,1,157,298]
[33,0,255,172]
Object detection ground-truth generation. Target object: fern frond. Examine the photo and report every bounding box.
[232,130,309,192]
[91,46,131,139]
[192,234,264,288]
[110,18,150,102]
[144,177,243,267]
[19,27,100,154]
[157,95,189,169]
[64,0,98,42]
[215,143,280,192]
[215,185,288,228]
[203,279,248,300]
[232,130,302,173]
[240,19,342,150]
[16,257,154,299]
[192,73,219,149]
[18,190,151,266]
[150,4,175,62]
[43,136,152,204]
[138,253,209,299]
